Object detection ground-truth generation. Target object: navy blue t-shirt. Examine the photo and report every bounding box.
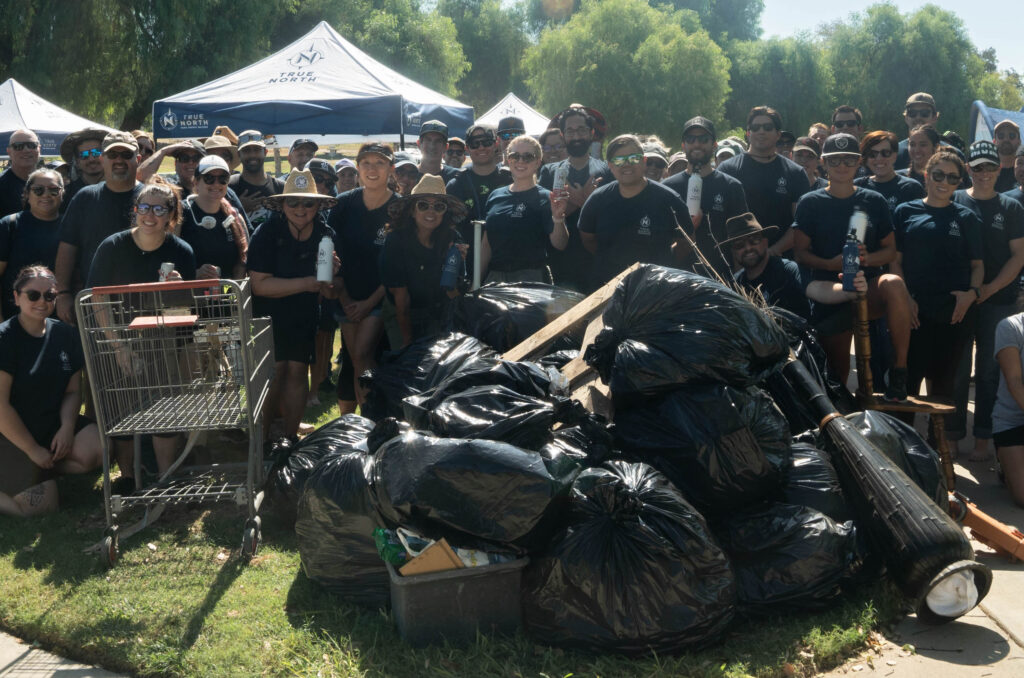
[483,185,553,271]
[327,188,400,302]
[1006,187,1024,207]
[0,211,61,318]
[716,152,810,245]
[952,190,1024,305]
[735,256,810,321]
[794,187,893,282]
[0,168,26,220]
[247,217,334,326]
[662,169,748,279]
[854,174,925,215]
[179,197,246,277]
[577,180,687,287]
[379,227,457,311]
[87,230,196,288]
[0,316,84,443]
[893,199,983,299]
[445,167,513,222]
[996,167,1017,194]
[58,182,143,283]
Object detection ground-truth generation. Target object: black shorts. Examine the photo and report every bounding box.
[271,314,317,364]
[0,415,94,496]
[994,424,1024,448]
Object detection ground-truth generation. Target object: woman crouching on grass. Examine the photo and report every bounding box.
[0,265,102,516]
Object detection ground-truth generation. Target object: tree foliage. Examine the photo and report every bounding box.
[666,0,764,42]
[522,0,730,143]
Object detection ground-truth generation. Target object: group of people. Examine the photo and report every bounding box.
[3,89,1024,517]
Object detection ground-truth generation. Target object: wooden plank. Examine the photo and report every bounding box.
[128,314,199,329]
[502,262,641,363]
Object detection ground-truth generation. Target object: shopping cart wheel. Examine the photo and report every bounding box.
[240,517,261,560]
[100,534,119,569]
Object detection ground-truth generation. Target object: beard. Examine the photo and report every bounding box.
[566,138,591,157]
[243,157,263,173]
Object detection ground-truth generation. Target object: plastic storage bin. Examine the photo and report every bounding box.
[387,557,529,646]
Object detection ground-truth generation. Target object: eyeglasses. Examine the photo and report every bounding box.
[646,159,667,170]
[731,235,764,250]
[498,131,523,141]
[10,141,39,151]
[684,133,712,144]
[201,173,229,185]
[284,198,318,209]
[748,123,776,133]
[906,108,934,118]
[833,119,859,129]
[446,148,466,156]
[542,144,565,152]
[866,149,894,159]
[996,131,1020,141]
[30,185,62,196]
[104,150,135,160]
[929,170,961,185]
[136,203,170,216]
[21,289,58,303]
[970,163,999,173]
[467,136,495,149]
[79,148,103,159]
[563,125,591,138]
[416,200,448,213]
[177,154,203,164]
[824,156,860,168]
[506,151,537,163]
[396,167,419,177]
[610,153,644,167]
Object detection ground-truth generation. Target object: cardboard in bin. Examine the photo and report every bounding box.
[398,538,464,576]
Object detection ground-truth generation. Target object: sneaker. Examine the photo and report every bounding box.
[882,367,908,402]
[111,476,136,496]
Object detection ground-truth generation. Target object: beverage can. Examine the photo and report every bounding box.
[552,165,569,194]
[158,262,174,282]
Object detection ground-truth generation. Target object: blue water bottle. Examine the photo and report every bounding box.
[440,244,464,290]
[842,233,860,292]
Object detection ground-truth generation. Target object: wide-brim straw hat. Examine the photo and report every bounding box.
[262,170,338,211]
[60,127,108,164]
[387,174,467,222]
[203,135,240,167]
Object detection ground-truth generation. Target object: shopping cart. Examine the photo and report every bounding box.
[76,279,274,566]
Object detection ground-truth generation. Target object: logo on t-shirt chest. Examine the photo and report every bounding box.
[776,176,788,195]
[992,213,1005,231]
[887,195,897,210]
[637,215,652,236]
[512,203,526,218]
[949,221,961,238]
[712,193,724,211]
[375,226,387,245]
[60,350,72,372]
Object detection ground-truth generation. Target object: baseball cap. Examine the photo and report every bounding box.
[447,136,465,148]
[307,158,338,179]
[196,155,230,175]
[393,151,417,169]
[821,133,860,157]
[335,158,356,173]
[642,143,668,162]
[237,130,265,150]
[419,120,449,139]
[905,92,936,110]
[994,119,1020,133]
[465,123,497,141]
[102,131,139,153]
[498,116,526,134]
[778,130,796,145]
[683,116,716,140]
[356,143,394,163]
[793,136,821,157]
[967,140,999,167]
[290,138,318,152]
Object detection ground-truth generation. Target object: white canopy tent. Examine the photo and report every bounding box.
[474,93,551,136]
[0,78,115,157]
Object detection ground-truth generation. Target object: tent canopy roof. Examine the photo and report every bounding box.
[475,93,551,136]
[0,78,115,156]
[969,99,1024,144]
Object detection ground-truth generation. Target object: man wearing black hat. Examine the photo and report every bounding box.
[776,130,796,160]
[994,120,1021,193]
[497,116,526,159]
[59,128,107,205]
[792,132,912,399]
[727,213,809,320]
[663,116,748,281]
[287,138,317,173]
[228,130,283,230]
[948,140,1024,459]
[417,120,459,184]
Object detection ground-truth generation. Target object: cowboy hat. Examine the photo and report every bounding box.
[60,127,109,164]
[203,135,240,168]
[387,174,467,222]
[720,212,778,247]
[262,170,338,211]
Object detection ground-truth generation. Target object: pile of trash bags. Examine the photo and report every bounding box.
[282,269,951,654]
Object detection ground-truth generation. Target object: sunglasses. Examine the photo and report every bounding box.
[610,153,644,167]
[506,151,537,163]
[929,170,961,185]
[79,148,103,159]
[905,108,934,118]
[312,173,334,184]
[415,200,448,213]
[833,119,859,129]
[138,146,155,156]
[970,163,999,173]
[646,159,667,169]
[285,198,318,209]
[30,185,62,196]
[996,131,1020,141]
[748,123,776,133]
[21,289,58,303]
[105,150,135,160]
[498,131,523,141]
[866,149,894,159]
[446,148,466,156]
[177,154,203,163]
[136,203,170,216]
[467,136,495,149]
[824,156,860,168]
[10,141,39,151]
[684,133,712,144]
[201,174,229,185]
[731,235,764,250]
[542,144,565,152]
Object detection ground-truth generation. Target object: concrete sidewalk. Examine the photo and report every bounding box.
[0,632,122,677]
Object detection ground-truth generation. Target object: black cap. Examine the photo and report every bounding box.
[419,120,448,139]
[967,140,999,166]
[306,158,337,179]
[682,116,716,140]
[793,136,821,157]
[497,116,526,134]
[821,133,860,156]
[290,138,318,152]
[778,130,796,144]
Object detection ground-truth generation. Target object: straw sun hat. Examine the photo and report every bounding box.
[262,170,338,211]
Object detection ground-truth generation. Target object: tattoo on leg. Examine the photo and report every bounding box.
[27,484,45,507]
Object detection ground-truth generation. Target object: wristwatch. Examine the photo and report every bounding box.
[971,286,981,299]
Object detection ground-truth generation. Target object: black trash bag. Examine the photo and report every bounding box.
[583,265,790,398]
[360,333,498,421]
[781,443,852,523]
[372,432,570,549]
[402,359,559,427]
[425,385,565,449]
[844,410,946,505]
[614,384,788,514]
[452,282,586,352]
[538,349,579,370]
[366,417,413,455]
[714,502,858,614]
[523,461,736,654]
[539,414,618,483]
[266,414,375,519]
[763,308,856,435]
[295,452,390,607]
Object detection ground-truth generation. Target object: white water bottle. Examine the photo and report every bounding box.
[686,172,703,226]
[849,208,868,243]
[552,165,569,195]
[316,235,334,282]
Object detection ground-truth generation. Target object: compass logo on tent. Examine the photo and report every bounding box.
[289,44,323,68]
[160,110,178,131]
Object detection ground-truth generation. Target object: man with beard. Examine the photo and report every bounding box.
[0,130,41,219]
[286,138,317,173]
[1007,146,1024,207]
[54,131,143,324]
[994,120,1021,193]
[538,105,614,290]
[228,130,283,230]
[59,128,107,205]
[728,213,809,320]
[663,116,748,281]
[717,106,810,255]
[444,137,467,169]
[417,120,459,183]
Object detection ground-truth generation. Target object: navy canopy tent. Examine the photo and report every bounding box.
[969,100,1024,143]
[153,21,474,144]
